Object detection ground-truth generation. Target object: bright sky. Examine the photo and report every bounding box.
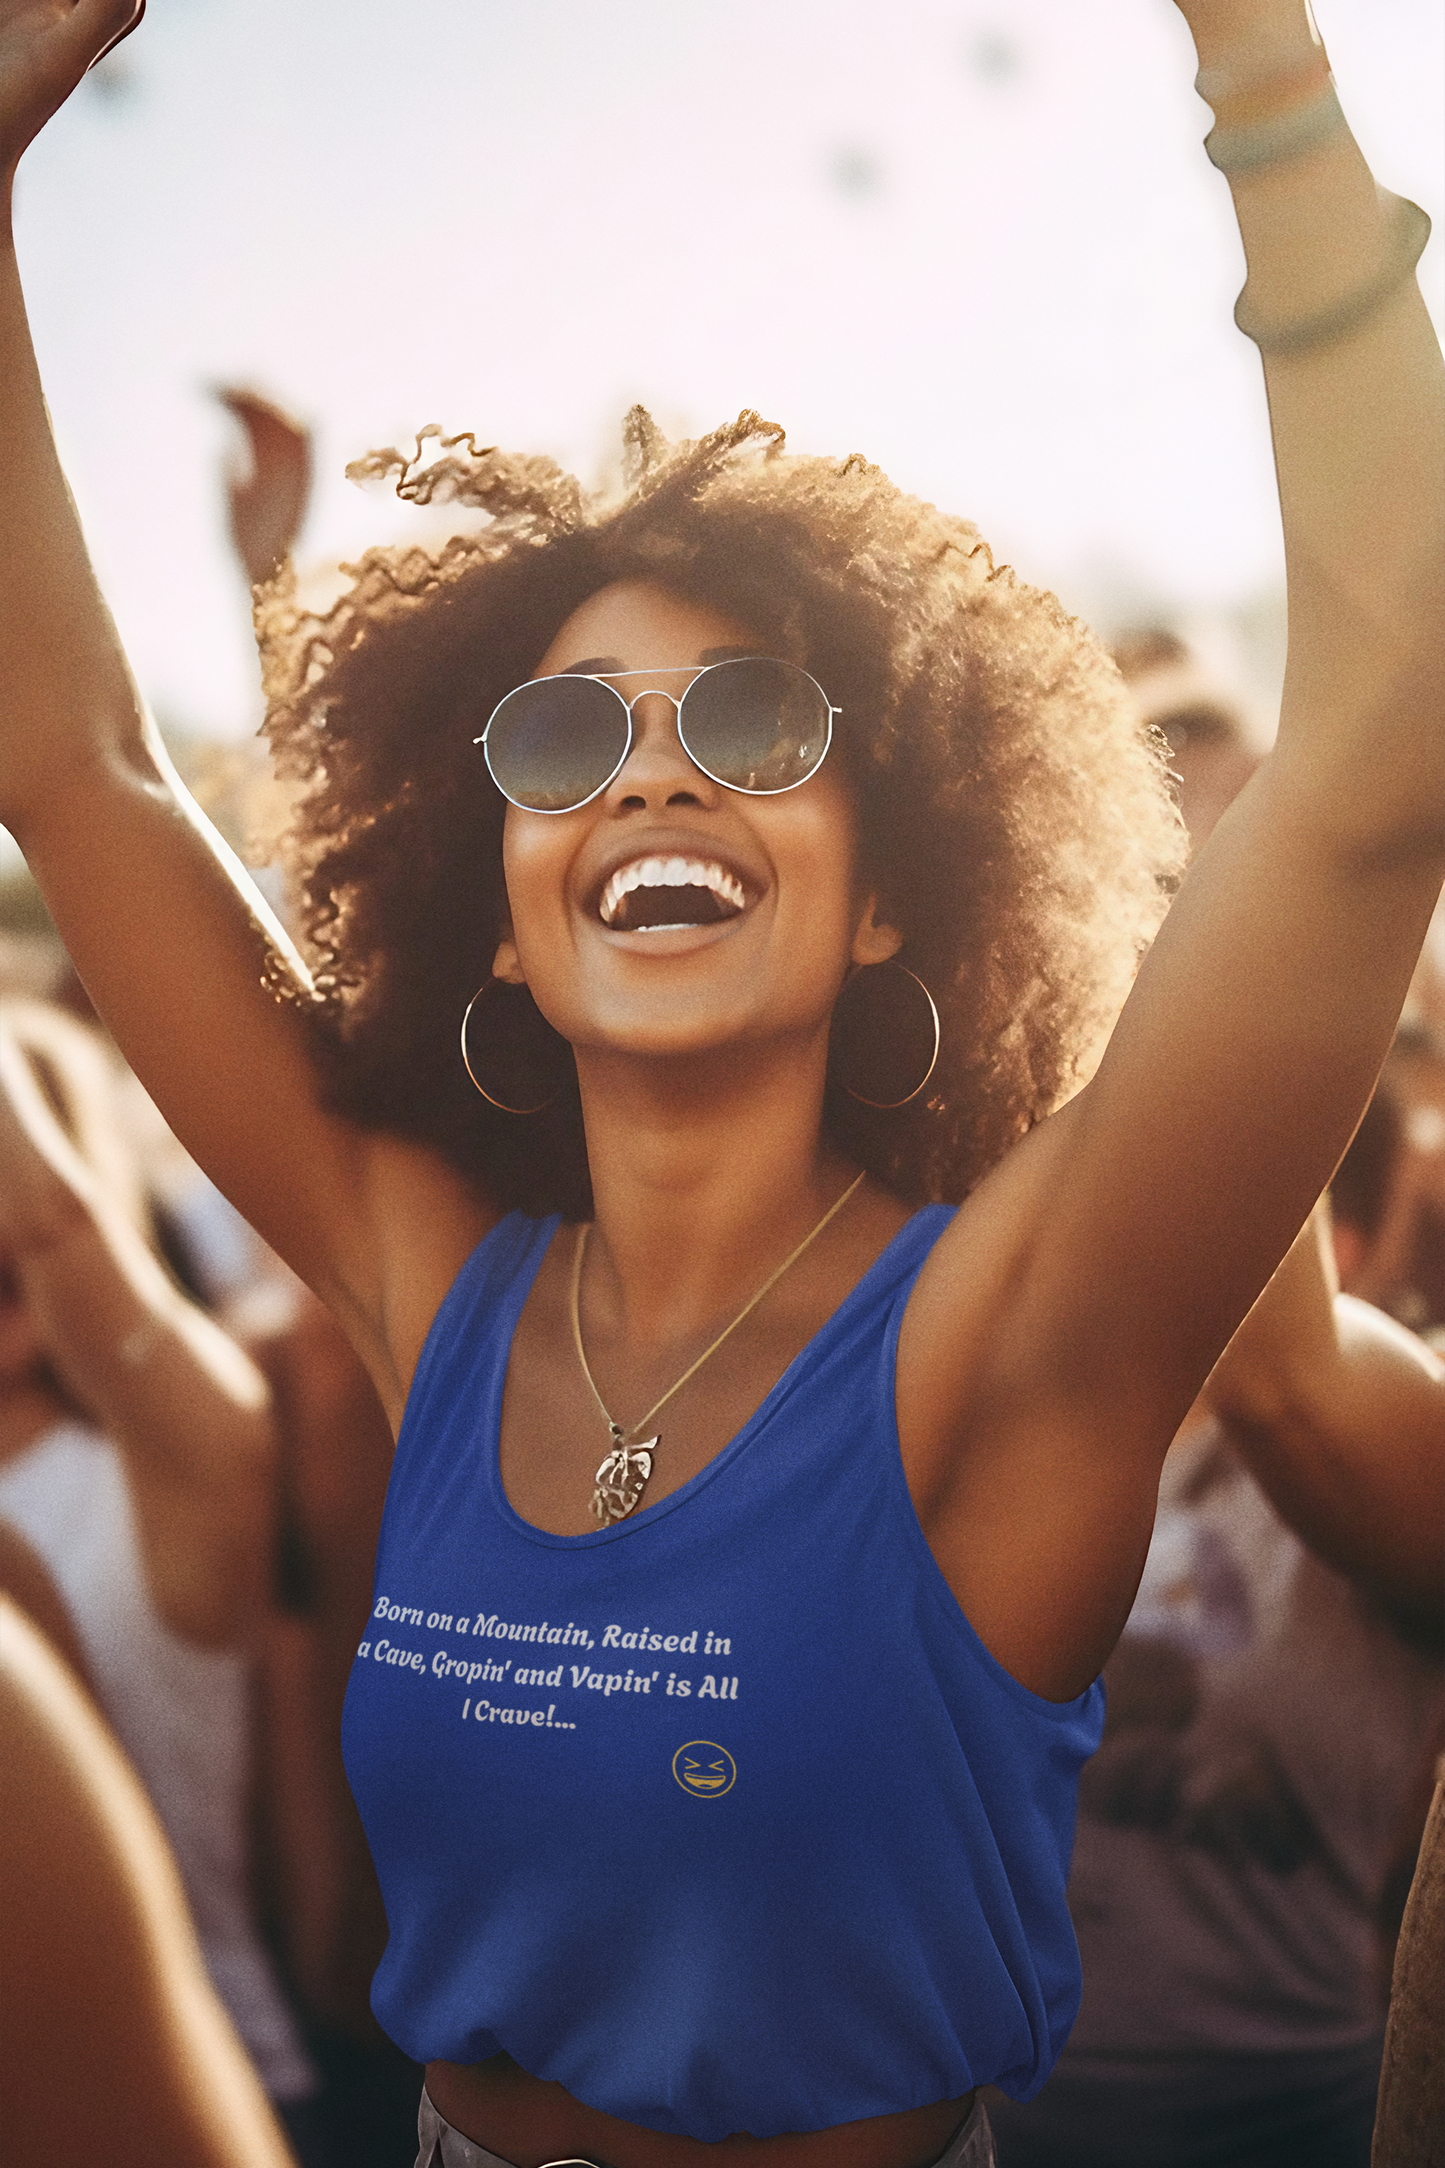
[11,0,1443,750]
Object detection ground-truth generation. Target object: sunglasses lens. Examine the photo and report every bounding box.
[484,677,630,812]
[681,659,831,793]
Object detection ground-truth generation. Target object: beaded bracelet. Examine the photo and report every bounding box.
[1205,78,1347,175]
[1234,193,1432,357]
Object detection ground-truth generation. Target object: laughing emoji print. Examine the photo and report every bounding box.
[673,1741,736,1798]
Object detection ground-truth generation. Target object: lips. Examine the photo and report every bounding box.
[599,856,748,932]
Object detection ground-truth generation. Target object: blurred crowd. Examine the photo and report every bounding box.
[1,400,1441,2168]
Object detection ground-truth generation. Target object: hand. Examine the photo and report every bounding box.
[216,388,314,589]
[0,0,143,186]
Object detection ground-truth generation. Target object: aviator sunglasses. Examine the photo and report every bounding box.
[476,657,838,815]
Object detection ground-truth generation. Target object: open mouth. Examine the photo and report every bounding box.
[599,856,747,933]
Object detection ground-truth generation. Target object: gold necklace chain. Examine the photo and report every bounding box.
[571,1171,866,1525]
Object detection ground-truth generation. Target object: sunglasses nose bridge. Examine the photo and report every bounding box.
[610,686,713,795]
[621,685,684,726]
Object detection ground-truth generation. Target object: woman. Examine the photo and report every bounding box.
[2,2,1442,2165]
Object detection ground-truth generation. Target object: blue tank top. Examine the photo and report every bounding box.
[342,1207,1104,2143]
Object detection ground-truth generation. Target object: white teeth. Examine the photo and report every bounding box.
[599,857,747,927]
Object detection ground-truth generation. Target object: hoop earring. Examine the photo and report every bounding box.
[830,961,940,1109]
[460,981,571,1115]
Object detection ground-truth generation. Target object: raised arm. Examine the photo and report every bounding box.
[0,3,490,1412]
[0,1006,277,1642]
[903,0,1445,1696]
[1070,0,1445,1367]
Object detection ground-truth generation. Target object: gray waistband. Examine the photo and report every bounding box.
[417,2088,601,2168]
[415,2088,995,2168]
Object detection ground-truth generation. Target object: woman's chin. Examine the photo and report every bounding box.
[568,1006,822,1079]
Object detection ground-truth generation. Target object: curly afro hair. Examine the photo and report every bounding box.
[257,409,1184,1222]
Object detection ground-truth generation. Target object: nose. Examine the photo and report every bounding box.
[605,689,718,810]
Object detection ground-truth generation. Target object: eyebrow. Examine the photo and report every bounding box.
[558,646,769,676]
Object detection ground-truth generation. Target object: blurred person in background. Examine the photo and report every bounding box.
[985,641,1445,2167]
[0,999,322,2152]
[986,1199,1445,2168]
[0,910,426,2159]
[0,1594,299,2168]
[3,7,1444,2168]
[1111,625,1272,854]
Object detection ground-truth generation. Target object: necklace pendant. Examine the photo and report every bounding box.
[590,1438,657,1525]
